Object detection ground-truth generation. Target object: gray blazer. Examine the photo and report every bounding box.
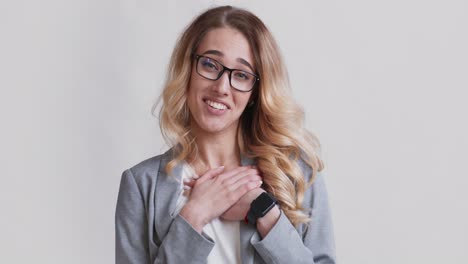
[115,148,336,264]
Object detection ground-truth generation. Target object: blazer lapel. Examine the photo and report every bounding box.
[154,149,184,239]
[239,153,258,264]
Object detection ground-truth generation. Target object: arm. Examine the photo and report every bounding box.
[250,172,336,264]
[115,169,214,264]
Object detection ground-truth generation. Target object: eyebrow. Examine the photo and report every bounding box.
[201,50,255,73]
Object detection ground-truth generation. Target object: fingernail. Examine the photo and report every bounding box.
[193,174,199,179]
[183,179,191,183]
[218,166,225,170]
[259,180,263,186]
[183,185,191,190]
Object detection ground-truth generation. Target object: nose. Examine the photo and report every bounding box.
[212,70,231,95]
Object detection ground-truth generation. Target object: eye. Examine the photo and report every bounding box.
[234,71,251,80]
[200,58,219,71]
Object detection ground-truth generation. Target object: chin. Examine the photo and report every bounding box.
[199,123,229,133]
[190,112,240,135]
[196,117,239,134]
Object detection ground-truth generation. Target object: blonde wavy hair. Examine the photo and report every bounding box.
[152,5,324,227]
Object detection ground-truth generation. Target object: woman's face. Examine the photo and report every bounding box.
[187,27,255,136]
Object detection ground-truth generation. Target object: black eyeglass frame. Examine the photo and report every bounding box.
[193,54,260,92]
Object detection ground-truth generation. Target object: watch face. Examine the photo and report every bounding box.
[253,192,276,216]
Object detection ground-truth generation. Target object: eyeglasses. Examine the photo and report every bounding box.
[194,54,259,92]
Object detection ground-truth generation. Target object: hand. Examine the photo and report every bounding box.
[220,187,265,221]
[182,166,261,190]
[184,166,264,221]
[179,166,262,233]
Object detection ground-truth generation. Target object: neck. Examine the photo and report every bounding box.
[189,124,241,174]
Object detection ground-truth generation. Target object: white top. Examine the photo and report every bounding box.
[173,163,241,264]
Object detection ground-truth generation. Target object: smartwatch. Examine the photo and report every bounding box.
[245,192,278,225]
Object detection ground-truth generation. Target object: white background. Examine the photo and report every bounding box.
[1,0,467,263]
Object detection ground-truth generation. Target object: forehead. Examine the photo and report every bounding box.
[196,27,254,68]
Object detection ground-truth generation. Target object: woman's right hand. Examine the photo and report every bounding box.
[179,166,262,233]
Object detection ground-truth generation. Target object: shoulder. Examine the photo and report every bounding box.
[122,148,174,189]
[128,149,172,175]
[296,146,324,182]
[296,157,314,182]
[294,154,327,208]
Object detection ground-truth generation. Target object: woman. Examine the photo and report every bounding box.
[115,5,336,264]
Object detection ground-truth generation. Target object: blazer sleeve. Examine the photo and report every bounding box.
[250,172,337,264]
[115,169,214,264]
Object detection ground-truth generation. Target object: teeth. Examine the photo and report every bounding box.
[206,100,227,110]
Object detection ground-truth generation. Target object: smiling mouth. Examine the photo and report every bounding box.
[204,99,228,110]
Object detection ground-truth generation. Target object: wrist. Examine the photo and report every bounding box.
[256,204,280,226]
[256,205,280,237]
[179,201,208,233]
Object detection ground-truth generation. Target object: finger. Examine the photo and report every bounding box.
[228,180,262,202]
[251,166,263,177]
[227,174,261,188]
[229,174,262,191]
[218,166,249,181]
[249,165,260,171]
[183,178,196,188]
[224,168,260,185]
[217,166,250,181]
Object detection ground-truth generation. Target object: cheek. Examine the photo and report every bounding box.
[237,94,252,109]
[187,75,201,101]
[187,68,207,96]
[187,90,199,115]
[186,82,198,113]
[187,66,198,93]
